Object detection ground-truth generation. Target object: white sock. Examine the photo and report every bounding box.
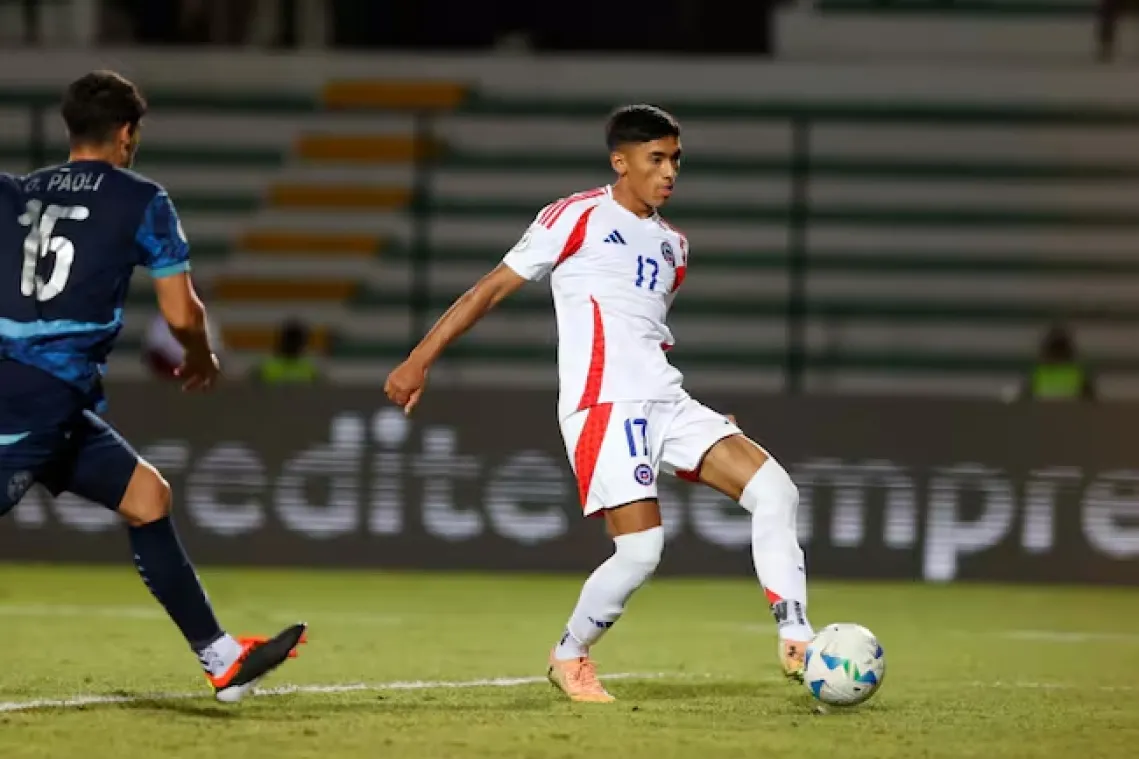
[740,458,813,642]
[553,525,664,660]
[197,633,243,677]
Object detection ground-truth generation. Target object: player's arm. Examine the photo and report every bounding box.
[406,264,527,368]
[385,218,562,413]
[384,264,527,413]
[153,272,213,358]
[137,190,219,391]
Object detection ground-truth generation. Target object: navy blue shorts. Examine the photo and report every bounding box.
[0,361,139,517]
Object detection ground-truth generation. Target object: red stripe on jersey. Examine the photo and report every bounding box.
[537,203,561,228]
[576,296,606,411]
[672,264,687,292]
[660,217,689,292]
[539,187,605,229]
[574,402,613,508]
[553,205,597,268]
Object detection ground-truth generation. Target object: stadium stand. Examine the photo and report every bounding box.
[4,73,1139,396]
[775,0,1118,64]
[816,0,1095,16]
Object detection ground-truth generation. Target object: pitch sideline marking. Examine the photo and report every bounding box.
[3,672,1135,714]
[0,673,666,714]
[999,629,1139,644]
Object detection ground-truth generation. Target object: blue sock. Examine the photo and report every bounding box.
[129,516,224,651]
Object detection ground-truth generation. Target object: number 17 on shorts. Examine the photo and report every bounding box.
[624,417,654,487]
[560,401,659,517]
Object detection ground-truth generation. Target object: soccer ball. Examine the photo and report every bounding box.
[803,623,886,707]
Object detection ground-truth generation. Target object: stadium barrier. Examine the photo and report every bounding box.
[1,385,1136,585]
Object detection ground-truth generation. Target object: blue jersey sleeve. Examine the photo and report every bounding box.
[135,191,190,278]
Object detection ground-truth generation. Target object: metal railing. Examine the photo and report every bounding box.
[15,96,1139,390]
[11,0,41,44]
[1,0,100,47]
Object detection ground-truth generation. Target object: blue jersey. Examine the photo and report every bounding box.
[0,160,190,409]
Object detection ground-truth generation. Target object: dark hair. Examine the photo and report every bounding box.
[605,104,680,151]
[1041,324,1076,362]
[61,70,147,146]
[278,318,311,357]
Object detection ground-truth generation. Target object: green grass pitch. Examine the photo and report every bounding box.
[1,564,1137,758]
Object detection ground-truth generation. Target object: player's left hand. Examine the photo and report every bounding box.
[175,350,221,393]
[385,359,428,415]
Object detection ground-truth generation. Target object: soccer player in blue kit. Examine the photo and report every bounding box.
[0,71,306,702]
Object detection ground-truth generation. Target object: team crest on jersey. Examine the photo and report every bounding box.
[6,470,33,504]
[660,241,675,267]
[633,464,655,486]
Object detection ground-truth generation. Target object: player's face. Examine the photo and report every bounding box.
[612,136,681,212]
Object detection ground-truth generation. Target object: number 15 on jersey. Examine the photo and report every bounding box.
[18,199,89,302]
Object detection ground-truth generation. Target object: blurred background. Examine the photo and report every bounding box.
[5,0,1139,401]
[1,0,1138,582]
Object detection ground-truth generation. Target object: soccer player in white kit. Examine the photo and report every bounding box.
[384,105,812,703]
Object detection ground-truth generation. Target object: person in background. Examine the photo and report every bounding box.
[1014,324,1097,401]
[255,318,320,384]
[1097,0,1135,62]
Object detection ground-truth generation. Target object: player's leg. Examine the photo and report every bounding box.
[0,431,51,519]
[0,361,70,519]
[549,402,664,703]
[53,411,306,702]
[698,434,812,677]
[662,401,812,680]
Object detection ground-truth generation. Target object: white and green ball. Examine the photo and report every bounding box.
[803,623,886,707]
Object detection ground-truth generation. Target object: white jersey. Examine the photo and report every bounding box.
[502,185,690,420]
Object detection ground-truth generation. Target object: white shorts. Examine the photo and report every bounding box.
[559,397,742,517]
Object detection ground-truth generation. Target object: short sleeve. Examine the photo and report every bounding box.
[501,218,565,282]
[136,191,190,278]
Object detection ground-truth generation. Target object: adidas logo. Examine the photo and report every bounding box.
[603,230,627,245]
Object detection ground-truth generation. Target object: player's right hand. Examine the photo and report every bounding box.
[175,349,221,393]
[384,359,427,415]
